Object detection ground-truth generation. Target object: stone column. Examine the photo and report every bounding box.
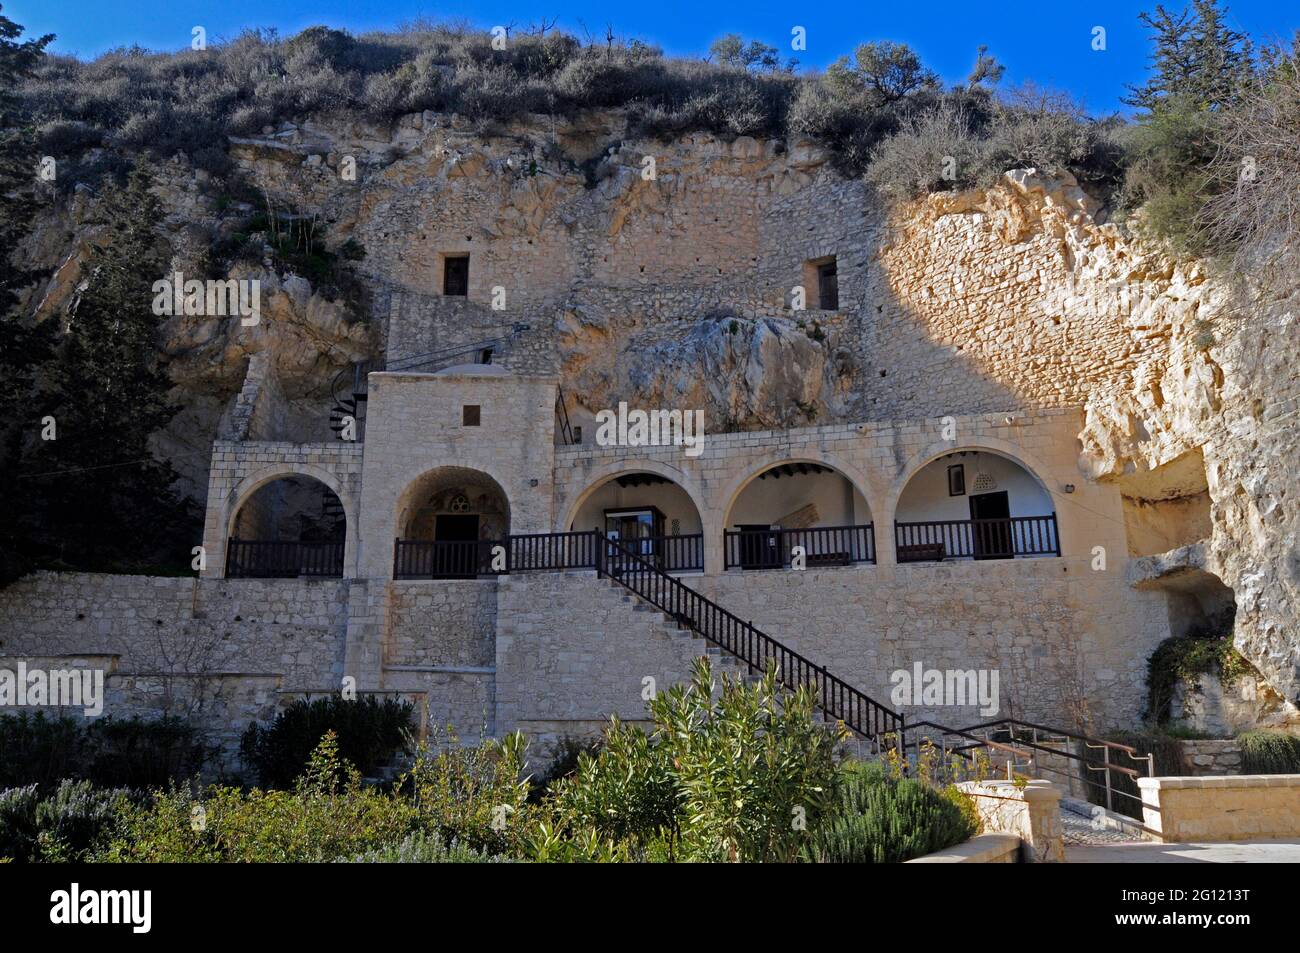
[956,778,1065,863]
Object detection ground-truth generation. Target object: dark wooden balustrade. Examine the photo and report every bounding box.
[893,515,1060,562]
[225,539,344,578]
[724,524,875,570]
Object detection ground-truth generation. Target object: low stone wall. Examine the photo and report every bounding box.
[906,832,1022,864]
[386,580,497,668]
[1138,774,1300,842]
[0,573,350,773]
[1178,739,1242,776]
[956,779,1065,862]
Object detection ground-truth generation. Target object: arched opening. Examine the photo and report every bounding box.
[723,461,874,570]
[394,466,510,579]
[894,449,1058,562]
[226,474,346,577]
[568,470,704,572]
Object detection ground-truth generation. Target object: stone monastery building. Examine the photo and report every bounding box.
[6,130,1217,760]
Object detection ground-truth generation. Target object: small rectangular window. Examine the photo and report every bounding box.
[948,464,966,496]
[817,259,838,310]
[443,255,469,296]
[462,404,480,426]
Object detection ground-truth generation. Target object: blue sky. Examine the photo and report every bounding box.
[10,0,1298,114]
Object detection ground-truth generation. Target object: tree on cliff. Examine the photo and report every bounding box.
[1122,1,1257,255]
[21,164,197,573]
[0,5,56,584]
[1124,0,1254,114]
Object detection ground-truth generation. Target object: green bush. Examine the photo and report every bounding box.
[1144,616,1249,724]
[799,762,978,863]
[340,830,514,863]
[0,713,207,790]
[19,21,1115,195]
[399,730,532,855]
[0,780,132,862]
[240,695,414,788]
[527,734,603,803]
[549,658,843,862]
[102,733,419,862]
[1238,730,1300,774]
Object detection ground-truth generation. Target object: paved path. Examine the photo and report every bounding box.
[1060,803,1300,861]
[1067,840,1300,862]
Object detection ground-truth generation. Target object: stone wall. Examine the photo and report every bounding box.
[0,573,352,773]
[1178,739,1243,776]
[493,570,744,746]
[356,369,559,580]
[0,570,514,767]
[1139,774,1300,842]
[956,779,1065,863]
[692,558,1170,730]
[201,440,364,578]
[381,579,499,740]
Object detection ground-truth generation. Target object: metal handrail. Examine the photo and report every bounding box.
[723,523,876,569]
[597,532,901,739]
[328,326,529,409]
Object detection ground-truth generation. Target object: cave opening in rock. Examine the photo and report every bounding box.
[1118,448,1213,558]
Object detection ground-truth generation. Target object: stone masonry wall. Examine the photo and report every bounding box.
[494,570,745,750]
[691,559,1170,730]
[0,572,506,768]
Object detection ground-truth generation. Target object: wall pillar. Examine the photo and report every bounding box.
[956,779,1065,862]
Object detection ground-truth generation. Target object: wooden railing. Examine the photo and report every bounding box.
[225,539,344,578]
[723,524,875,570]
[598,535,901,739]
[893,515,1060,562]
[603,534,703,573]
[507,531,603,572]
[393,539,497,578]
[392,531,703,578]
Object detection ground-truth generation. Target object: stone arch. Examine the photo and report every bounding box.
[221,463,356,578]
[224,463,353,539]
[558,459,707,534]
[395,465,513,541]
[718,456,879,568]
[888,440,1061,561]
[718,454,880,530]
[887,439,1059,522]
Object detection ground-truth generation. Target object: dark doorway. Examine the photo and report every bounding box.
[434,513,481,576]
[737,523,781,570]
[443,255,469,296]
[969,491,1012,560]
[817,259,838,310]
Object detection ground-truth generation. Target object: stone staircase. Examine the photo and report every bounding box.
[600,576,750,682]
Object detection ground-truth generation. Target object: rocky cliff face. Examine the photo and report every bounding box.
[19,110,1299,711]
